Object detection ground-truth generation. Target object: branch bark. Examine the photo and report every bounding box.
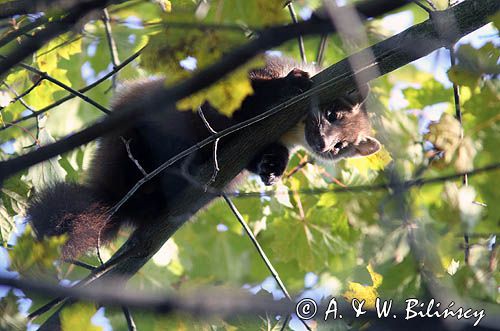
[0,0,126,20]
[1,275,498,331]
[30,0,499,329]
[0,0,58,19]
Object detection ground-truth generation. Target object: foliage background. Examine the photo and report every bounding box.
[0,0,498,330]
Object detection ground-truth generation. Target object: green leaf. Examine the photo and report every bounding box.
[0,291,27,330]
[0,173,29,244]
[9,227,65,279]
[61,303,103,331]
[25,123,67,187]
[448,43,500,87]
[425,113,477,172]
[402,79,452,109]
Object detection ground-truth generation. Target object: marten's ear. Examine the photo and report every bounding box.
[353,136,380,157]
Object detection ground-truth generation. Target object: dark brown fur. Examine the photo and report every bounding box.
[27,56,379,257]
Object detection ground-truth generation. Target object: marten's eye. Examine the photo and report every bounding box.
[326,110,342,123]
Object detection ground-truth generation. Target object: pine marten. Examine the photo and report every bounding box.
[27,56,380,258]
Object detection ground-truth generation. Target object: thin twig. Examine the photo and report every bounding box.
[102,8,120,90]
[27,297,63,323]
[2,80,41,148]
[121,137,147,176]
[1,120,40,147]
[96,229,105,266]
[65,259,97,271]
[197,107,220,188]
[222,194,311,331]
[35,34,83,59]
[449,44,470,265]
[279,315,291,331]
[285,156,309,178]
[412,0,434,14]
[425,0,438,10]
[0,16,48,49]
[28,257,123,321]
[223,194,290,296]
[316,34,328,66]
[121,19,250,31]
[5,77,43,105]
[0,0,129,78]
[0,55,111,114]
[122,306,137,331]
[0,46,144,132]
[286,1,307,63]
[229,162,500,198]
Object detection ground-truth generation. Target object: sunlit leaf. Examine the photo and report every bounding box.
[61,303,102,331]
[343,264,383,308]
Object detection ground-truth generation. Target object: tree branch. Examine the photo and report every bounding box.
[222,194,309,330]
[0,16,49,49]
[229,162,500,198]
[0,0,56,19]
[0,55,112,114]
[1,275,498,331]
[102,8,120,90]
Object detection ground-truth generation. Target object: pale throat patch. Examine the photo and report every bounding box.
[279,120,311,154]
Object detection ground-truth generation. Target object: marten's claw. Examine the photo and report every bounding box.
[261,173,279,186]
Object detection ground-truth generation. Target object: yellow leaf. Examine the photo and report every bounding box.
[176,64,255,116]
[142,27,264,115]
[343,264,383,308]
[345,145,392,177]
[367,264,383,288]
[154,0,171,12]
[344,282,379,308]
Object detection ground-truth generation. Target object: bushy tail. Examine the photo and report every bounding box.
[27,182,117,259]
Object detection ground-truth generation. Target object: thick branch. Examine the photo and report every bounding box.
[0,16,49,49]
[0,0,126,20]
[1,275,498,331]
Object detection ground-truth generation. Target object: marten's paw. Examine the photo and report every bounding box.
[258,157,286,186]
[285,68,313,93]
[257,151,289,186]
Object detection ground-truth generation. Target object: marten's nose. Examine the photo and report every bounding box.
[313,138,329,153]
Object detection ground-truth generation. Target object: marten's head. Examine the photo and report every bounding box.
[303,88,380,162]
